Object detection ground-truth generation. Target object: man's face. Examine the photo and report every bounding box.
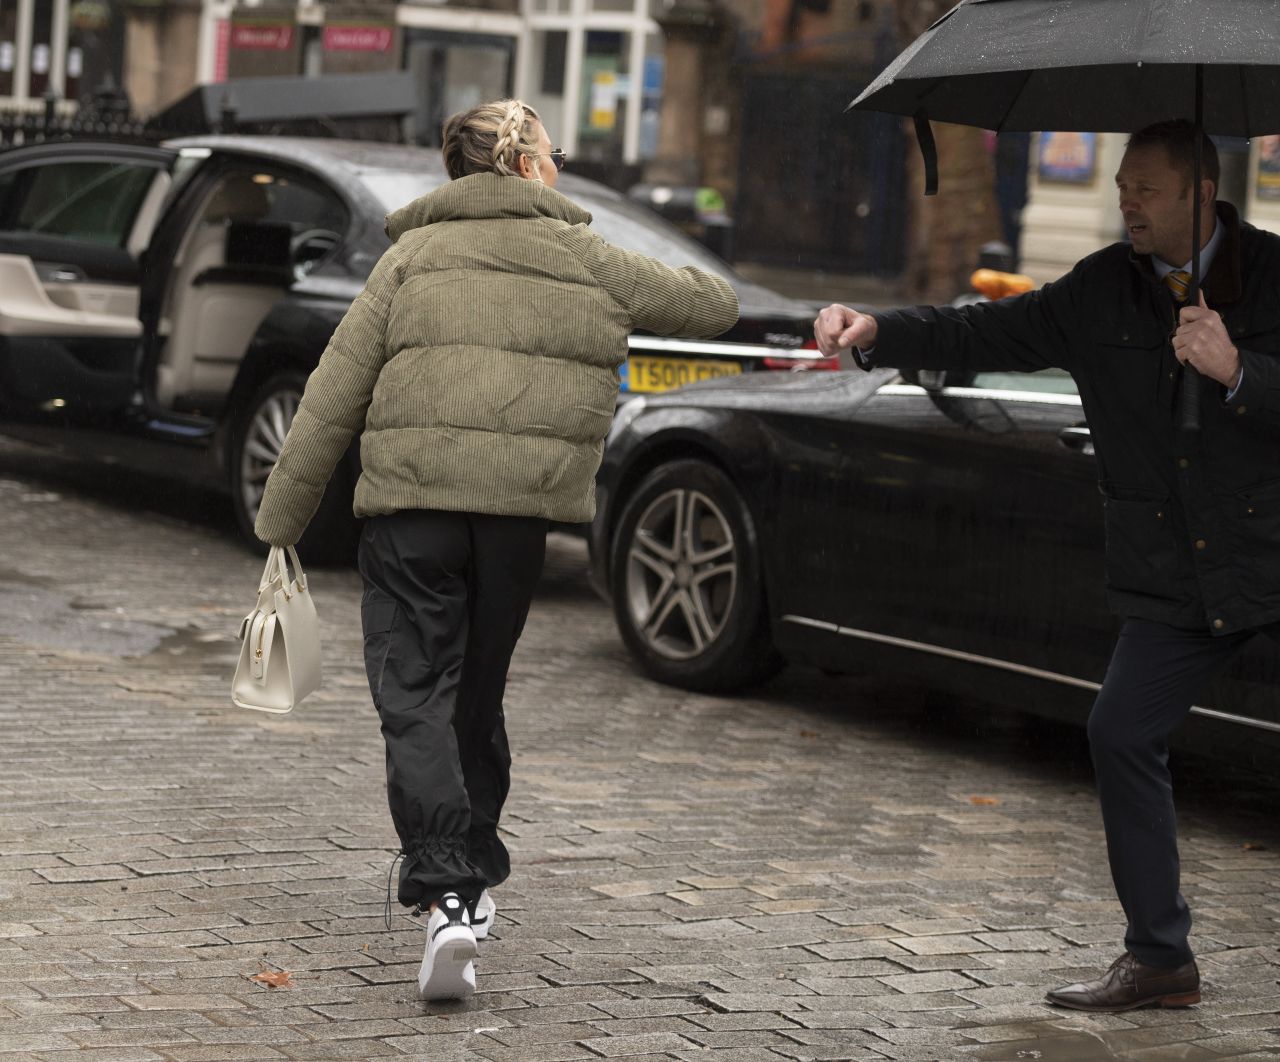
[1114,143,1195,267]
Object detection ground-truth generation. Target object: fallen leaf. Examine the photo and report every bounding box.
[800,729,819,738]
[969,795,1001,806]
[1243,842,1267,851]
[249,969,295,989]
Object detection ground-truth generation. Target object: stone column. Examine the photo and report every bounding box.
[645,0,727,187]
[121,0,203,117]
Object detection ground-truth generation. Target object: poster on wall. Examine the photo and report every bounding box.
[579,56,619,137]
[589,71,618,131]
[1037,131,1097,185]
[1257,135,1280,200]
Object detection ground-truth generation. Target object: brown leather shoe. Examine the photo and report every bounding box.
[1046,952,1201,1012]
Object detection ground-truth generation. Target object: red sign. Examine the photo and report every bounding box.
[214,19,230,80]
[230,24,296,51]
[323,25,394,53]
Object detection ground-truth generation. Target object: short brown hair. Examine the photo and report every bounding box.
[1126,119,1220,193]
[441,99,542,181]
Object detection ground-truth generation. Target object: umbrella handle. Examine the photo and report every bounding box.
[1178,365,1201,432]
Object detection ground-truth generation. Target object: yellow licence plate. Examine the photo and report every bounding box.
[626,356,742,393]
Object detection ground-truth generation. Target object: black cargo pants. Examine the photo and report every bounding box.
[358,508,548,909]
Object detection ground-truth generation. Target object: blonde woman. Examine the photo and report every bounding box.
[254,99,738,1000]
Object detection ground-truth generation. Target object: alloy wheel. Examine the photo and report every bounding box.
[238,387,300,524]
[624,487,737,660]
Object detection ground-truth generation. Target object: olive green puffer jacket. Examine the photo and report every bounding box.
[254,172,738,546]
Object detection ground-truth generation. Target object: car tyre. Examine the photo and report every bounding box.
[228,371,359,565]
[609,459,782,692]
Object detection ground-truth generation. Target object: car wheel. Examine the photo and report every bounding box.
[609,459,782,692]
[228,371,359,565]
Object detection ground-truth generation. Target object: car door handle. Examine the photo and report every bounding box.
[1058,425,1095,456]
[39,264,87,282]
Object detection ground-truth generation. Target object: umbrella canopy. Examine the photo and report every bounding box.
[850,0,1280,135]
[848,0,1280,431]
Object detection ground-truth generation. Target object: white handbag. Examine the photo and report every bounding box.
[232,545,321,714]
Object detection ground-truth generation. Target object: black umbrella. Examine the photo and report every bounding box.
[848,0,1280,430]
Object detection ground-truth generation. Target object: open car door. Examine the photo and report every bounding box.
[0,143,176,425]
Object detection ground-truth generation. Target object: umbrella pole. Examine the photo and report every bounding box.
[1177,64,1204,432]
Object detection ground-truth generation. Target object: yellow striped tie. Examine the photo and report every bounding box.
[1164,269,1192,302]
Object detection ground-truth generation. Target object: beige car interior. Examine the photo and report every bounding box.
[0,169,171,340]
[155,173,293,411]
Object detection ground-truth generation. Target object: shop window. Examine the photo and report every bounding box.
[67,0,125,101]
[639,32,662,160]
[527,29,570,144]
[576,30,629,162]
[540,29,565,95]
[0,0,15,96]
[405,29,515,145]
[28,0,51,97]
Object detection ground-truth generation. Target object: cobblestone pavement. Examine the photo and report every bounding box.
[1,438,1279,1062]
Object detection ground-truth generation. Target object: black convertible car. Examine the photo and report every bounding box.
[0,136,825,560]
[588,365,1280,758]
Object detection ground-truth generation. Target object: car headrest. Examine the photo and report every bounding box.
[203,174,272,223]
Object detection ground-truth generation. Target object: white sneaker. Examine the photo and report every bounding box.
[470,889,496,941]
[417,894,477,1001]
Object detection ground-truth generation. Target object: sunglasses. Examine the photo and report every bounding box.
[540,149,568,172]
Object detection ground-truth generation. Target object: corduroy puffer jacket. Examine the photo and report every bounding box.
[254,172,739,546]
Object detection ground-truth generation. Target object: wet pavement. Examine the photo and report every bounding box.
[1,434,1279,1062]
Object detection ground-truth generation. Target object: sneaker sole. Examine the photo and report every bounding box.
[418,926,478,1000]
[472,906,494,941]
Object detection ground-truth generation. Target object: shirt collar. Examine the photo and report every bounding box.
[1152,218,1223,280]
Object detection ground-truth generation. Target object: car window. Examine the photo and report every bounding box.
[2,161,158,247]
[968,367,1079,396]
[199,167,348,279]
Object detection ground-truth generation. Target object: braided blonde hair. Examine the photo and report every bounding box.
[441,99,543,181]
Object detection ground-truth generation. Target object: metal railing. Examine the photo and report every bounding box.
[0,88,159,151]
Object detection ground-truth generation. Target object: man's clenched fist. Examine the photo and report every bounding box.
[814,304,878,358]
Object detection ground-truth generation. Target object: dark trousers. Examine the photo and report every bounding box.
[1087,618,1256,968]
[358,508,548,909]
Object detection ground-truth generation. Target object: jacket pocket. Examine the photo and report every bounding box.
[1087,322,1169,394]
[1101,487,1179,599]
[1223,308,1280,350]
[1236,478,1280,560]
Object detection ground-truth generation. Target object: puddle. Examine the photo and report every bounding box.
[0,585,172,657]
[129,624,241,671]
[969,1031,1119,1061]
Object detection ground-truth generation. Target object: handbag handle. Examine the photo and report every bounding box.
[258,545,309,598]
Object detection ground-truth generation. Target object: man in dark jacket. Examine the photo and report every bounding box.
[815,120,1280,1013]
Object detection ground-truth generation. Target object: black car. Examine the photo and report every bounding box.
[0,135,826,561]
[589,364,1280,758]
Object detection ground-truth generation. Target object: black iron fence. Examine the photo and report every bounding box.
[0,81,406,153]
[0,88,161,151]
